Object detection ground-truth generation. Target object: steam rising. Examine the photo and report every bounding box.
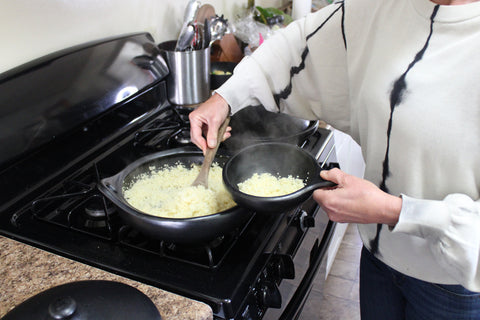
[224,105,315,151]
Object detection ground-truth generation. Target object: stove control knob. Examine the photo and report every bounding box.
[260,281,282,309]
[271,254,295,280]
[299,210,315,232]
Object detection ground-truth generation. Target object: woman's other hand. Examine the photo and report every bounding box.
[313,168,402,227]
[189,93,231,153]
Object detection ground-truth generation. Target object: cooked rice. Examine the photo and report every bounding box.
[123,163,235,218]
[238,172,305,197]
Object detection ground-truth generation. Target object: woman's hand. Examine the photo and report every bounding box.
[313,168,402,226]
[189,93,231,154]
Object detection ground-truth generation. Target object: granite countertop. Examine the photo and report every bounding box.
[0,236,213,319]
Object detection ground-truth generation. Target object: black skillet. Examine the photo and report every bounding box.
[98,147,252,244]
[222,142,336,212]
[223,105,319,151]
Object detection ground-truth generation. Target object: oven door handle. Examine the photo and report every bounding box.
[278,220,336,320]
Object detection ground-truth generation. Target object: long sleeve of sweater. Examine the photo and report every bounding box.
[393,195,480,291]
[217,2,351,133]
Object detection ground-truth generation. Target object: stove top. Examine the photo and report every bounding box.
[0,33,337,320]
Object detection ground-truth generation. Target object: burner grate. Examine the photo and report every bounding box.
[29,169,117,240]
[133,105,194,151]
[117,212,255,270]
[134,119,181,148]
[118,226,237,269]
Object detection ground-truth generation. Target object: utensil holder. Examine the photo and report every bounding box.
[159,40,210,106]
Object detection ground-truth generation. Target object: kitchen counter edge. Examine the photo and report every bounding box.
[0,235,213,320]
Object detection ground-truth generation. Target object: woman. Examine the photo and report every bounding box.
[189,0,480,318]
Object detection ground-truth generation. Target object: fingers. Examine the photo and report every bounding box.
[314,168,349,210]
[221,127,232,142]
[205,114,229,148]
[190,117,208,152]
[206,123,219,148]
[313,186,332,206]
[320,167,344,185]
[189,93,230,153]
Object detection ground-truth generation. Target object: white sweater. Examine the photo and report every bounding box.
[218,0,480,290]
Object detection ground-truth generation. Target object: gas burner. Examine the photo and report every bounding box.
[132,106,195,150]
[164,234,226,252]
[173,128,192,145]
[134,119,181,149]
[80,195,116,229]
[118,225,240,269]
[84,196,116,219]
[67,195,116,239]
[172,105,193,123]
[83,217,107,229]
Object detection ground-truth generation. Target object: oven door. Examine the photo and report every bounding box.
[262,204,336,320]
[262,138,339,320]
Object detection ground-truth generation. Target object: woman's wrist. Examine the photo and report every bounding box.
[385,194,402,227]
[211,92,231,116]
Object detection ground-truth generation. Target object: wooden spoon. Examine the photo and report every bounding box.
[192,116,230,188]
[196,4,216,23]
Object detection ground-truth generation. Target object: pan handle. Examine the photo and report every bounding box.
[99,175,120,194]
[302,161,340,193]
[302,175,337,193]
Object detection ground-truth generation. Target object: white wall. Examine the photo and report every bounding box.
[0,0,253,74]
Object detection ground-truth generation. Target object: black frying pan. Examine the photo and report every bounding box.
[223,105,319,151]
[222,142,336,212]
[98,147,253,243]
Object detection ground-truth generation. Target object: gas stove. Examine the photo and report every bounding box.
[0,33,337,320]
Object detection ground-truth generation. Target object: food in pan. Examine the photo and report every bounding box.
[238,172,305,197]
[211,69,232,75]
[123,163,235,218]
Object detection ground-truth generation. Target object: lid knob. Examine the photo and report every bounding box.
[48,296,77,319]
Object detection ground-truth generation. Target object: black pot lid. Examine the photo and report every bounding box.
[2,280,162,320]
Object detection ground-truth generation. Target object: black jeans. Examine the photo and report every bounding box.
[360,246,480,320]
